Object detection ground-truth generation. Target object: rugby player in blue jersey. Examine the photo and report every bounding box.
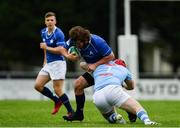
[34,12,73,116]
[88,59,157,125]
[60,26,137,122]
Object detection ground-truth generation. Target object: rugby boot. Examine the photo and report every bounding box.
[145,120,158,125]
[63,111,84,121]
[116,114,126,124]
[51,101,62,115]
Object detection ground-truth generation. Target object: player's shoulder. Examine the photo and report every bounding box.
[91,34,103,40]
[55,27,64,36]
[91,34,106,44]
[64,39,75,49]
[41,28,47,34]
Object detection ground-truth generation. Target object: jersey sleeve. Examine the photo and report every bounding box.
[125,69,133,80]
[55,29,65,46]
[40,29,45,42]
[63,39,75,50]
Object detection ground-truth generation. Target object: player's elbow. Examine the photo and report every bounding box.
[125,80,135,90]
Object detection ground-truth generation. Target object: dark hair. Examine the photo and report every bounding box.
[45,12,56,18]
[69,26,90,42]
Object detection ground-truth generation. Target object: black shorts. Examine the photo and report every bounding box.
[82,72,94,86]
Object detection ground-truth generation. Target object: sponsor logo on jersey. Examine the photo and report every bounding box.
[50,39,53,44]
[89,51,94,56]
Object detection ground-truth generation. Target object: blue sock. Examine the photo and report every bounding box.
[75,93,85,114]
[41,87,59,103]
[59,93,73,113]
[137,109,150,123]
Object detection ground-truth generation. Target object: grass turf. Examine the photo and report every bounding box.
[0,100,180,127]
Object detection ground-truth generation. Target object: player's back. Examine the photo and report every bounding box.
[64,34,112,63]
[79,34,112,63]
[93,61,131,92]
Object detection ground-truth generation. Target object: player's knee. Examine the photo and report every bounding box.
[54,88,63,96]
[74,79,85,92]
[34,83,43,92]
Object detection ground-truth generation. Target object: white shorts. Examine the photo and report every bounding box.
[93,85,130,114]
[38,60,66,80]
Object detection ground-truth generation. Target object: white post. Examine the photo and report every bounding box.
[125,0,131,35]
[118,0,139,98]
[153,47,160,73]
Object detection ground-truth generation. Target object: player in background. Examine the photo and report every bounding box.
[87,59,158,125]
[34,12,74,116]
[59,26,137,122]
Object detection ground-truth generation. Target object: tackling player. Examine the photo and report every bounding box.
[91,59,158,125]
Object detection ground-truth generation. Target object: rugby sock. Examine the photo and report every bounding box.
[41,87,59,103]
[137,109,150,123]
[59,93,73,113]
[75,93,85,114]
[108,113,117,123]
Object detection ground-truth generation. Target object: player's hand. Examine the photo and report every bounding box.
[80,62,89,71]
[40,42,47,50]
[88,64,97,72]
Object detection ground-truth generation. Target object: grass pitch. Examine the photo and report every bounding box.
[0,100,180,127]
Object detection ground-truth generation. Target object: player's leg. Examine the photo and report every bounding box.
[52,80,73,115]
[102,109,126,124]
[34,74,59,106]
[123,79,137,122]
[120,97,158,125]
[63,72,94,121]
[74,72,94,113]
[93,87,126,124]
[50,60,73,115]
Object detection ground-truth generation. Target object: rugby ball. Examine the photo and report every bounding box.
[68,46,80,56]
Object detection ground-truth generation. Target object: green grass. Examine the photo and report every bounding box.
[0,100,180,127]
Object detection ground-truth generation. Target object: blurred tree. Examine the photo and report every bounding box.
[0,0,179,75]
[0,0,109,71]
[130,1,180,73]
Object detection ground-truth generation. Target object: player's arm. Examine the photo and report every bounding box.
[43,49,46,66]
[123,71,134,90]
[59,46,80,61]
[88,52,115,71]
[123,80,135,90]
[40,43,79,61]
[40,42,65,55]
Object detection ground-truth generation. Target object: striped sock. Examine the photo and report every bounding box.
[137,109,150,123]
[108,113,117,123]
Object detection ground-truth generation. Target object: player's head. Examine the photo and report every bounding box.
[69,26,90,49]
[114,59,127,67]
[44,12,56,29]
